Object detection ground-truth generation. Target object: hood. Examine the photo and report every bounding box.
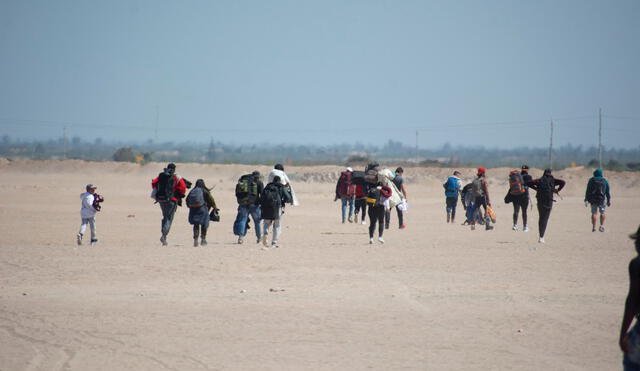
[593,168,603,177]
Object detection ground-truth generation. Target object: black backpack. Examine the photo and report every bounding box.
[260,184,282,210]
[186,187,205,208]
[156,171,175,202]
[588,178,606,203]
[537,175,555,199]
[235,174,259,206]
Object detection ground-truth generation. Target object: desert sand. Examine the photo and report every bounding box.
[1,159,639,370]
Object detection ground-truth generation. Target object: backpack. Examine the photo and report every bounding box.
[155,171,175,202]
[235,174,259,206]
[364,169,379,185]
[260,184,282,211]
[337,171,355,197]
[508,171,525,196]
[588,178,606,203]
[537,175,555,199]
[471,178,485,198]
[186,187,205,208]
[444,177,459,196]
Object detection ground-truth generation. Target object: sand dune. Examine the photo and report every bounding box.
[1,159,638,370]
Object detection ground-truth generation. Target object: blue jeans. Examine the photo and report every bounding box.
[159,201,177,237]
[341,196,355,221]
[233,204,262,238]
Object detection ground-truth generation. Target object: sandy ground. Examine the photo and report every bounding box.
[1,159,639,370]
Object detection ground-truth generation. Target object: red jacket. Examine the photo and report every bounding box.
[152,175,187,202]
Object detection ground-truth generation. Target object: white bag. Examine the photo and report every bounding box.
[397,200,409,212]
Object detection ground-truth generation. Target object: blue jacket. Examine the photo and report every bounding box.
[444,176,461,198]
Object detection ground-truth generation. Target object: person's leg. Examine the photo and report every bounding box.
[451,196,457,223]
[368,206,376,238]
[599,203,606,231]
[89,217,97,242]
[272,218,281,246]
[513,199,520,227]
[161,201,177,238]
[340,197,348,223]
[396,205,404,228]
[262,219,271,244]
[361,201,367,224]
[192,225,200,246]
[200,225,208,245]
[590,203,598,231]
[250,205,262,240]
[233,206,249,238]
[522,197,529,230]
[348,196,355,221]
[446,197,452,222]
[377,208,385,238]
[538,203,552,238]
[384,209,390,229]
[79,218,88,237]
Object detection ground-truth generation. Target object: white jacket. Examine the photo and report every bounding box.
[80,192,97,218]
[268,169,299,206]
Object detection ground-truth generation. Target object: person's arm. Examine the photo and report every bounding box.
[555,178,566,193]
[606,180,611,206]
[400,183,407,199]
[620,260,640,353]
[482,179,490,205]
[526,179,539,191]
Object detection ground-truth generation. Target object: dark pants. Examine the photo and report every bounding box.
[160,201,177,237]
[383,206,404,228]
[368,205,385,238]
[471,196,489,226]
[355,198,367,223]
[193,225,207,239]
[537,203,552,238]
[446,196,458,220]
[512,194,529,227]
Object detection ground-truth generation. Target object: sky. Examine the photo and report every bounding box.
[0,0,639,149]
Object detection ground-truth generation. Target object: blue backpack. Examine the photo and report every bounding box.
[444,177,459,197]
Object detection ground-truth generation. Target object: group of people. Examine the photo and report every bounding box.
[334,164,408,244]
[440,165,611,243]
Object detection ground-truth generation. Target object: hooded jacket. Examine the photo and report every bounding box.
[585,168,611,203]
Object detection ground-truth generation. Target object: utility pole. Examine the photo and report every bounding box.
[415,130,419,164]
[63,126,68,159]
[154,105,159,142]
[598,108,602,168]
[548,119,553,169]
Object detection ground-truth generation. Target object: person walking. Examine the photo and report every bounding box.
[526,169,566,243]
[470,167,493,231]
[186,179,217,247]
[335,167,356,223]
[152,163,187,246]
[391,167,408,229]
[619,225,640,370]
[443,171,462,223]
[585,168,611,232]
[233,171,263,244]
[268,164,299,206]
[509,165,533,232]
[367,184,392,244]
[261,176,292,248]
[77,184,101,246]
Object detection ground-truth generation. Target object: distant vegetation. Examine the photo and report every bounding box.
[0,135,638,170]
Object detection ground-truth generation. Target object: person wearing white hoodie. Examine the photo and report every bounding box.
[77,184,99,246]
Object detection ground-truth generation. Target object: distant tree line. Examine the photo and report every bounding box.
[0,135,638,170]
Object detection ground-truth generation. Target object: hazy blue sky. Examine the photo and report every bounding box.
[1,0,638,148]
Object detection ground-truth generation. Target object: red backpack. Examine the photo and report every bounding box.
[337,171,356,197]
[509,170,525,195]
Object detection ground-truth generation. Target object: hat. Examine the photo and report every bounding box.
[477,167,486,176]
[86,184,97,190]
[380,185,392,198]
[521,164,529,170]
[631,225,640,240]
[346,167,353,172]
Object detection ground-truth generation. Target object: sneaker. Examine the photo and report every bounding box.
[348,216,353,223]
[369,238,374,244]
[76,233,83,246]
[160,236,168,246]
[271,241,279,248]
[523,226,529,232]
[201,238,207,246]
[354,215,359,223]
[399,224,406,229]
[90,239,98,246]
[538,237,545,244]
[471,224,476,231]
[385,224,389,230]
[512,224,518,231]
[378,237,385,244]
[361,220,366,225]
[485,225,494,231]
[592,227,596,232]
[193,239,199,247]
[262,235,269,247]
[256,237,261,244]
[237,237,244,244]
[599,226,605,232]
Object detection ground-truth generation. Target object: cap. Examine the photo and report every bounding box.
[477,167,486,175]
[521,164,529,170]
[346,167,353,172]
[86,184,97,190]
